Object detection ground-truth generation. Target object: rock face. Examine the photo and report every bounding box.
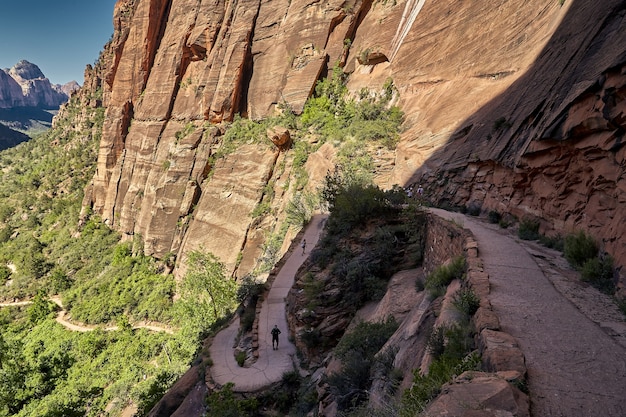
[0,60,69,109]
[87,0,626,280]
[393,1,626,276]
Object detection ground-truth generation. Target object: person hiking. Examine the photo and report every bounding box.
[271,325,281,350]
[301,239,307,255]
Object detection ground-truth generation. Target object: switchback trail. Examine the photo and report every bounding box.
[430,208,626,417]
[0,297,173,334]
[210,214,327,392]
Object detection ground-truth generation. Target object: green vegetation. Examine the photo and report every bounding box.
[307,178,426,313]
[301,67,402,150]
[0,306,185,417]
[517,217,540,240]
[562,230,617,294]
[175,250,238,343]
[538,233,564,251]
[424,256,466,297]
[564,230,598,268]
[0,84,242,416]
[328,318,399,412]
[580,255,615,294]
[487,210,501,224]
[493,116,512,131]
[401,349,481,416]
[401,283,481,416]
[452,287,480,316]
[205,383,258,416]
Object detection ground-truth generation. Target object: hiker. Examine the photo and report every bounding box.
[417,185,424,197]
[301,239,307,255]
[271,325,281,350]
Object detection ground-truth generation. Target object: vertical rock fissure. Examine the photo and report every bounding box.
[233,5,259,118]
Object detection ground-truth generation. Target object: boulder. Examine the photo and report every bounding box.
[426,371,530,417]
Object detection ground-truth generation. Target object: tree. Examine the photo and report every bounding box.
[177,251,238,338]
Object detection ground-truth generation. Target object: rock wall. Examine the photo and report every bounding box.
[85,0,626,280]
[404,1,626,279]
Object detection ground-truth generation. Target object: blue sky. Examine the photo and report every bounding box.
[0,1,118,85]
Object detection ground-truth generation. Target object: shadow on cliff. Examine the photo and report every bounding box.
[399,0,626,279]
[407,0,626,218]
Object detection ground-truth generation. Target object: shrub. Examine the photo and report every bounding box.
[334,318,398,362]
[466,202,481,216]
[493,117,512,131]
[239,308,255,332]
[517,217,540,240]
[564,231,598,269]
[581,255,615,294]
[453,287,480,316]
[300,327,322,348]
[538,233,564,251]
[426,326,446,358]
[498,218,511,229]
[328,318,399,411]
[424,256,466,297]
[401,352,480,416]
[235,350,246,367]
[206,383,258,416]
[487,210,501,224]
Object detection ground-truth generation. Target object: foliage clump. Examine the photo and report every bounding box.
[301,66,403,150]
[563,230,616,294]
[424,256,466,297]
[517,217,540,240]
[327,318,399,412]
[564,230,598,269]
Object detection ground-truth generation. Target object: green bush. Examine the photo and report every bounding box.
[517,217,540,240]
[424,256,466,297]
[300,327,322,348]
[538,233,564,251]
[581,256,615,294]
[206,383,258,416]
[453,287,480,316]
[334,318,398,362]
[401,352,480,416]
[300,65,403,149]
[466,203,481,217]
[235,350,246,367]
[328,318,398,411]
[564,231,598,269]
[487,210,501,224]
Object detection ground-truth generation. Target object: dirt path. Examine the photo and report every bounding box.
[430,208,626,417]
[210,214,327,392]
[0,297,173,334]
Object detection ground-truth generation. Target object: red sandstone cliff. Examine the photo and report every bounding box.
[83,0,626,284]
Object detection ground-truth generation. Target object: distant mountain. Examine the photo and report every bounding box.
[0,60,79,147]
[0,60,74,109]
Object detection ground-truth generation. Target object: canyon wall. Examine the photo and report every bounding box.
[84,0,626,281]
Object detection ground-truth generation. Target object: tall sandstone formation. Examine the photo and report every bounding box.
[84,0,626,284]
[0,60,69,108]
